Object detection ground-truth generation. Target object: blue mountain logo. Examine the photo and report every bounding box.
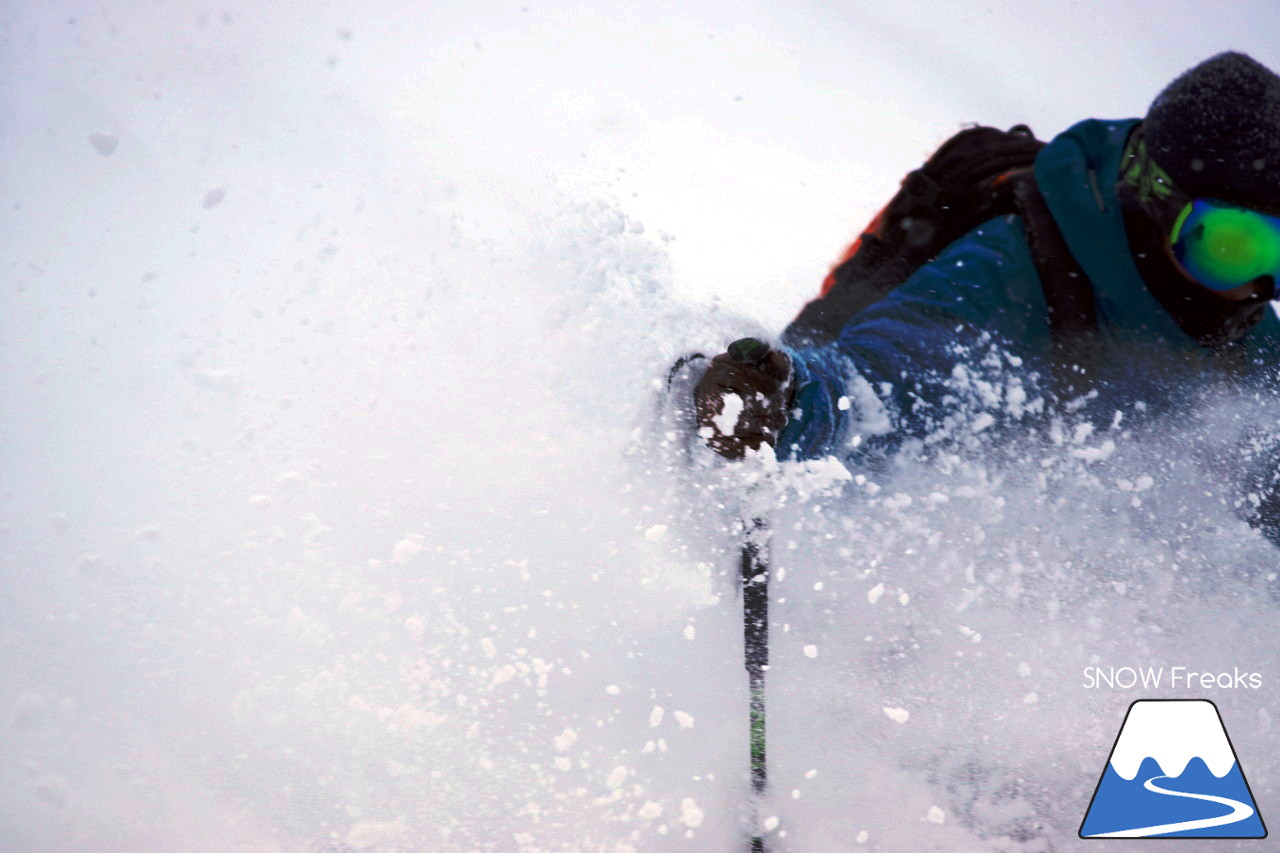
[1080,699,1266,838]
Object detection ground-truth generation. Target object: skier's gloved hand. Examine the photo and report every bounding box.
[693,338,794,460]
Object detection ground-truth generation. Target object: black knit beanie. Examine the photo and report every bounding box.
[1144,51,1280,215]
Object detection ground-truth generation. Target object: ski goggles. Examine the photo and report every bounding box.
[1169,198,1280,293]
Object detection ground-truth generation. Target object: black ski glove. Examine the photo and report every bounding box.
[693,338,794,460]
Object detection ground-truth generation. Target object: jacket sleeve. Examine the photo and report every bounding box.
[777,215,1052,460]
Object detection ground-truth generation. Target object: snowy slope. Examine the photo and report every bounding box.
[3,2,1280,852]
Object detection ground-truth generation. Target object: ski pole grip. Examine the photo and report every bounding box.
[727,337,771,366]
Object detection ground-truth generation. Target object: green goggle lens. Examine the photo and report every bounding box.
[1170,198,1280,292]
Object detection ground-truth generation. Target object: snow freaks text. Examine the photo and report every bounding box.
[1082,667,1264,690]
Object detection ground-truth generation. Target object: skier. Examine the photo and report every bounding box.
[693,51,1280,541]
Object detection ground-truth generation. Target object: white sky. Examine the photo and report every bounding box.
[5,1,1280,329]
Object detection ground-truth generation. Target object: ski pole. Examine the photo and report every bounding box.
[741,514,770,851]
[668,340,774,851]
[724,338,773,852]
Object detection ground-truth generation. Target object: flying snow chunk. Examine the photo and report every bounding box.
[9,692,46,730]
[883,706,910,724]
[926,806,946,824]
[606,765,628,789]
[1071,439,1116,462]
[712,393,744,436]
[639,801,662,820]
[867,583,885,605]
[644,524,668,542]
[554,728,578,752]
[202,187,226,209]
[884,493,913,510]
[345,818,407,849]
[679,798,705,828]
[674,710,695,729]
[191,368,241,392]
[649,706,664,727]
[89,131,118,156]
[803,645,818,658]
[391,535,425,563]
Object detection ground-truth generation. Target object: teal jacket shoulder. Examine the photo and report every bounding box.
[777,118,1278,460]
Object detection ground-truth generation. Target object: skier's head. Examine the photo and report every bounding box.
[1144,51,1280,217]
[1120,51,1280,344]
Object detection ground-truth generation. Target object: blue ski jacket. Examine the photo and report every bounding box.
[777,118,1280,461]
